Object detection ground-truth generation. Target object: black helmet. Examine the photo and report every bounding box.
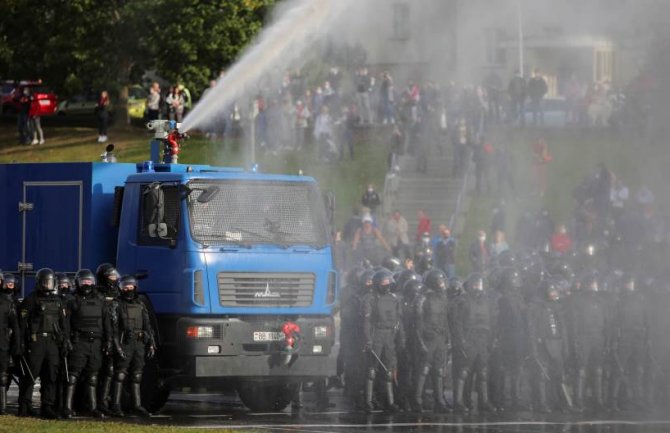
[423,269,447,293]
[1,273,16,294]
[395,270,420,294]
[75,269,96,296]
[35,268,56,294]
[497,250,516,268]
[549,260,574,282]
[55,273,73,294]
[119,275,138,300]
[346,266,364,288]
[96,263,120,291]
[466,273,485,294]
[360,269,376,292]
[448,277,463,297]
[500,268,522,291]
[381,256,402,272]
[372,269,394,294]
[415,248,433,273]
[403,279,424,298]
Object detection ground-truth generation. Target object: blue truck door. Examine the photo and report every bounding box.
[21,182,83,294]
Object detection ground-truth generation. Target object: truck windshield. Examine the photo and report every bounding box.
[187,179,329,248]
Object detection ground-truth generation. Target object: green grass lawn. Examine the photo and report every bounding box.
[0,120,389,228]
[0,417,248,433]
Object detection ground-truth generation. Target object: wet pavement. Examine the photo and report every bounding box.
[12,384,670,432]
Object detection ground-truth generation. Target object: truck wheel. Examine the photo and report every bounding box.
[141,357,171,413]
[237,381,293,412]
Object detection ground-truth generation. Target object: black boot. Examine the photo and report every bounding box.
[593,368,605,412]
[364,373,375,413]
[454,377,469,414]
[40,405,59,420]
[88,382,105,418]
[131,381,151,417]
[433,369,448,413]
[98,375,113,415]
[0,374,7,415]
[111,380,125,417]
[413,373,427,413]
[384,378,398,413]
[574,371,585,413]
[63,375,77,419]
[478,378,496,413]
[535,380,551,413]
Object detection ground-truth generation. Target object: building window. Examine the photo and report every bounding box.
[485,29,506,66]
[392,3,410,41]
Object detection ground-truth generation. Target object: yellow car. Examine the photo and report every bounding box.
[128,85,148,119]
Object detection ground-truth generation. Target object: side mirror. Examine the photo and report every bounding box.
[197,186,220,203]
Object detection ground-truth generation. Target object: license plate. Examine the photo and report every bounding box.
[253,331,284,342]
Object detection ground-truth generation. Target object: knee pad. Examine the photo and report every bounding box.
[0,374,7,387]
[367,369,376,381]
[422,365,431,376]
[68,374,79,385]
[386,371,393,383]
[131,373,142,384]
[87,375,98,387]
[436,368,445,378]
[115,371,127,383]
[458,369,469,381]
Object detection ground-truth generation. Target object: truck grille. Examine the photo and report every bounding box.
[217,272,315,307]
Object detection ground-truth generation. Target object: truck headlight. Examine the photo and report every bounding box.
[314,326,329,339]
[186,326,213,339]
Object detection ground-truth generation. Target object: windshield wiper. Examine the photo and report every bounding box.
[231,227,291,249]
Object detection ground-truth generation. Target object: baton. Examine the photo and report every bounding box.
[20,356,35,383]
[63,356,69,379]
[369,349,389,374]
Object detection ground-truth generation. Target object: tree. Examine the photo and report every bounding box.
[0,0,275,123]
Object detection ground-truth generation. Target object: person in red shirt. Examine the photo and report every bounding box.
[550,224,572,254]
[416,209,431,242]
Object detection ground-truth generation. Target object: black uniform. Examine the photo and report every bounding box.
[495,270,528,410]
[645,285,670,408]
[95,263,120,414]
[110,276,156,417]
[18,269,70,419]
[397,278,422,412]
[450,277,496,413]
[413,280,449,412]
[567,283,608,410]
[0,283,20,414]
[527,289,571,412]
[609,287,648,410]
[362,271,404,412]
[64,270,112,418]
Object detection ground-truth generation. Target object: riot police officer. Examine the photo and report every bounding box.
[567,273,608,412]
[609,274,647,411]
[18,268,71,419]
[527,282,572,413]
[63,269,112,418]
[0,272,20,415]
[413,270,449,413]
[110,275,156,417]
[397,276,423,411]
[449,274,496,413]
[495,268,528,411]
[362,270,404,413]
[56,273,74,300]
[95,263,120,414]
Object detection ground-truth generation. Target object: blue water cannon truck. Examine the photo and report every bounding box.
[0,121,338,411]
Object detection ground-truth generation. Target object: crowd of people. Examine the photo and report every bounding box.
[335,161,670,415]
[0,265,156,419]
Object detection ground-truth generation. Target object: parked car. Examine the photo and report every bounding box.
[57,91,112,117]
[1,80,58,116]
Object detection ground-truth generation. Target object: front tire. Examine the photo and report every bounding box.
[237,381,293,412]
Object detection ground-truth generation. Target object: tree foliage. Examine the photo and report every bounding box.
[0,0,275,108]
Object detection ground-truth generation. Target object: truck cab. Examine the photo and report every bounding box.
[115,164,337,410]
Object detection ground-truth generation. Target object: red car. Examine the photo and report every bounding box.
[1,80,58,116]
